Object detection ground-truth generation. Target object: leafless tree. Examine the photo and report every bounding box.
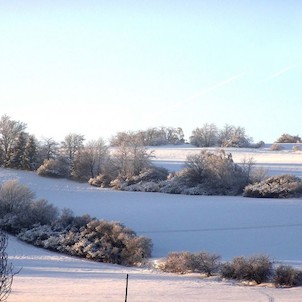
[72,138,109,180]
[39,137,59,160]
[190,123,218,147]
[0,115,27,165]
[61,133,85,162]
[0,231,19,301]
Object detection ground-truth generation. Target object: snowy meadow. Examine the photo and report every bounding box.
[2,145,302,301]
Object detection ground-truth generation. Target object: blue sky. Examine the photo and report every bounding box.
[0,1,301,143]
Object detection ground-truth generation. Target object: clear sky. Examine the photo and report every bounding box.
[1,0,301,143]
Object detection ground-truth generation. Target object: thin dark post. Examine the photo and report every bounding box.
[125,274,129,302]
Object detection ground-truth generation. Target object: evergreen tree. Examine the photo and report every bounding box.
[23,135,38,170]
[7,132,27,169]
[0,114,27,166]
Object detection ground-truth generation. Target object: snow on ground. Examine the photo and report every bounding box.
[7,237,302,301]
[2,146,302,301]
[151,144,302,177]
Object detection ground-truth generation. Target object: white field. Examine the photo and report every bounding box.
[2,145,302,301]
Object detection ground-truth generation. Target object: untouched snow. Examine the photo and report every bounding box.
[7,237,302,301]
[1,146,302,301]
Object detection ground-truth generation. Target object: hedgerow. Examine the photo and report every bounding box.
[243,174,302,198]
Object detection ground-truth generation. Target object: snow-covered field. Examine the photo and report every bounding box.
[2,145,302,301]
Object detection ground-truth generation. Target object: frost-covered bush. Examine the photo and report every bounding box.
[162,252,193,274]
[55,208,92,231]
[0,180,59,233]
[132,166,169,182]
[275,133,301,143]
[162,251,221,276]
[273,265,302,287]
[191,252,221,276]
[164,150,249,195]
[0,180,34,216]
[89,166,168,191]
[220,255,272,284]
[18,219,152,266]
[89,173,113,188]
[270,144,284,151]
[243,174,302,198]
[37,157,70,178]
[17,224,56,246]
[159,180,183,194]
[123,181,160,192]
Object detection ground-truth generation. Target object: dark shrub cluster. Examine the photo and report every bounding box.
[243,174,302,198]
[273,265,302,287]
[220,255,273,284]
[0,180,59,233]
[161,252,302,287]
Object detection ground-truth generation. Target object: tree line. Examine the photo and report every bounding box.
[1,114,300,197]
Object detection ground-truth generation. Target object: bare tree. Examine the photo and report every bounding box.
[190,123,218,147]
[218,124,252,147]
[72,138,109,180]
[112,138,151,179]
[39,137,59,160]
[0,115,27,166]
[61,133,85,162]
[0,231,18,301]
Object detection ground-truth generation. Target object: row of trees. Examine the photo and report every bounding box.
[0,115,266,197]
[189,123,260,148]
[275,133,301,143]
[0,115,152,182]
[110,127,185,146]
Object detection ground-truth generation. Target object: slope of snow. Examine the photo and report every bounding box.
[1,146,302,301]
[151,144,302,177]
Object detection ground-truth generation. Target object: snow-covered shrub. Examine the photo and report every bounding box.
[243,174,302,198]
[191,252,221,276]
[90,166,168,191]
[89,173,113,188]
[24,199,59,227]
[18,218,152,266]
[270,144,284,151]
[159,180,183,194]
[275,133,301,143]
[132,166,169,182]
[55,209,92,231]
[0,180,59,233]
[17,224,56,246]
[162,251,221,276]
[0,180,34,217]
[273,265,302,287]
[37,157,70,178]
[162,252,193,274]
[123,181,160,192]
[220,255,272,284]
[165,150,249,195]
[65,219,153,265]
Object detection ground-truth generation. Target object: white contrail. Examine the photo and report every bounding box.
[184,71,246,102]
[268,63,297,79]
[155,71,246,118]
